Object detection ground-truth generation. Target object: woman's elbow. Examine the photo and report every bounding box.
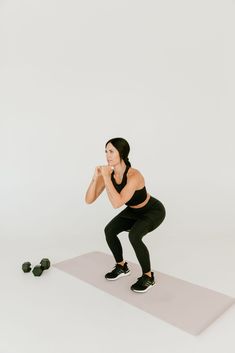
[85,195,91,204]
[85,196,96,204]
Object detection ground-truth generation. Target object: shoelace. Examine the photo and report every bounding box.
[136,274,153,285]
[136,275,148,284]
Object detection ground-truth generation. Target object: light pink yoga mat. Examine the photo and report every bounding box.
[53,251,234,335]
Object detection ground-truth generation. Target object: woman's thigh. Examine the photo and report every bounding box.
[139,200,166,232]
[128,217,154,239]
[104,208,138,235]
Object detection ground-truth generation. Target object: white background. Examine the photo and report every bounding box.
[0,1,235,352]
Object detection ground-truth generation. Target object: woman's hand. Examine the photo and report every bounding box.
[100,165,113,178]
[93,166,102,179]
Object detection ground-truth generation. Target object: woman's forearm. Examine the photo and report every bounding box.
[103,176,121,208]
[85,177,97,203]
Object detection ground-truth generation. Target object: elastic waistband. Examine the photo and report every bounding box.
[128,196,160,212]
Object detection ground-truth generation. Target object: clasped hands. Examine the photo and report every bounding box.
[99,165,113,178]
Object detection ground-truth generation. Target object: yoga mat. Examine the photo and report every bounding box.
[53,251,235,335]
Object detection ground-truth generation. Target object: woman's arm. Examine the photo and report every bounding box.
[85,174,105,204]
[103,176,122,209]
[103,173,139,209]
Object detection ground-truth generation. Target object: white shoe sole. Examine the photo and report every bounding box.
[105,270,131,281]
[131,282,156,292]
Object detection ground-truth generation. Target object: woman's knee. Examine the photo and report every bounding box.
[104,224,111,237]
[128,231,143,246]
[104,224,117,241]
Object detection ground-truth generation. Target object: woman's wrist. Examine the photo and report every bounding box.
[103,175,111,183]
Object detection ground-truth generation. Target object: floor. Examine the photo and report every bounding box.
[1,234,235,353]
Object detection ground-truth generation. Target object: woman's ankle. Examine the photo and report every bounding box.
[117,261,125,266]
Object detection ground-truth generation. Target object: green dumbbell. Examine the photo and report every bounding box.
[32,258,51,277]
[22,262,32,273]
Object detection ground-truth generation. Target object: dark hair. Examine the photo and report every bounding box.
[105,137,131,167]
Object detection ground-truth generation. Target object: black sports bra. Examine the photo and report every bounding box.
[111,165,147,206]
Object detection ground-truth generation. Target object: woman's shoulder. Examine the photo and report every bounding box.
[127,167,145,189]
[128,167,143,180]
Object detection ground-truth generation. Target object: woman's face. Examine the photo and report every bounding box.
[105,142,121,166]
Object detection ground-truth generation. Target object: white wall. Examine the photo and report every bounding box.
[1,0,234,271]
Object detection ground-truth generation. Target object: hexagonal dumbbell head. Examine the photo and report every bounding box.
[40,258,50,270]
[32,258,51,277]
[22,262,32,273]
[32,265,43,276]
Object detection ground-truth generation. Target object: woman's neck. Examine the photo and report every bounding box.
[113,163,127,178]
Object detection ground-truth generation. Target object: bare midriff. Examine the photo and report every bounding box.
[129,193,151,209]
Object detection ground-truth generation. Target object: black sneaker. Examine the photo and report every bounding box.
[105,262,131,280]
[130,272,156,293]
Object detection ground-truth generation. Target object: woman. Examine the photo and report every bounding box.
[85,137,166,293]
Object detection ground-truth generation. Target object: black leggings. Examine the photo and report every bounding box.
[104,196,166,274]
